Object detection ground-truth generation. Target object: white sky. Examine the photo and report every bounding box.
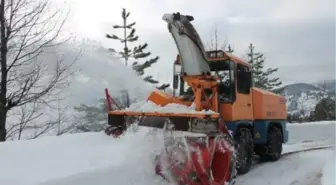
[57,0,335,86]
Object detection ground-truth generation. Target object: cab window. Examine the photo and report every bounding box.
[236,63,251,94]
[209,60,235,103]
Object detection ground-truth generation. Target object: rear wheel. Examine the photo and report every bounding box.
[259,125,283,161]
[234,127,253,174]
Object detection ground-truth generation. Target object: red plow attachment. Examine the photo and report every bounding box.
[104,88,237,185]
[155,136,236,185]
[154,120,236,185]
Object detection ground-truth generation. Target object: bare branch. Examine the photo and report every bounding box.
[0,0,76,141]
[206,23,232,52]
[5,97,80,140]
[5,101,42,140]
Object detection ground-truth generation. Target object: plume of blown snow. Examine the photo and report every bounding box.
[6,38,154,140]
[57,38,154,105]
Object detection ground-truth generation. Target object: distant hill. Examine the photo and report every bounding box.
[281,80,335,116]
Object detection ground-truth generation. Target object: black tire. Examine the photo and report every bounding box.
[234,127,253,174]
[259,125,282,161]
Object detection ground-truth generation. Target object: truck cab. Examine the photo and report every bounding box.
[172,50,254,122]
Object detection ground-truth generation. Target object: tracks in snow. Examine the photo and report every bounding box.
[282,145,334,156]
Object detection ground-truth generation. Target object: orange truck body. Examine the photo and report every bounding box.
[141,52,288,123]
[217,87,287,122]
[143,85,287,122]
[252,88,287,120]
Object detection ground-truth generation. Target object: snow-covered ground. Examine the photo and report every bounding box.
[0,121,335,185]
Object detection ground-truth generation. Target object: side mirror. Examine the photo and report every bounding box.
[173,74,179,89]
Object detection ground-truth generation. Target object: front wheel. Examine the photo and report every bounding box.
[234,127,253,174]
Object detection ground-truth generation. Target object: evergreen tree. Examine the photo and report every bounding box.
[74,90,133,132]
[311,96,335,121]
[74,99,107,132]
[246,43,283,93]
[106,8,169,90]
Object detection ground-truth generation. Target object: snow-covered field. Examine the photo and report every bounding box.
[0,121,335,185]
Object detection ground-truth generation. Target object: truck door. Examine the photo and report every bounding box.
[234,63,253,120]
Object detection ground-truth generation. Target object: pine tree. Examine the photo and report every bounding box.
[74,99,107,132]
[311,96,335,121]
[106,8,169,90]
[74,90,133,132]
[246,43,283,93]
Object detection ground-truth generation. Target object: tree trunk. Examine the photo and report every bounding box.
[0,0,8,141]
[0,109,7,141]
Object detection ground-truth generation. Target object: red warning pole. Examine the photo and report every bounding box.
[105,88,121,111]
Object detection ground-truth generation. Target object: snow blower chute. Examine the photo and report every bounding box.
[105,12,237,185]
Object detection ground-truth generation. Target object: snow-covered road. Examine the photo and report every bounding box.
[237,148,334,185]
[0,121,335,185]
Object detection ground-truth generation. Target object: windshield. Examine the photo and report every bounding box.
[174,60,234,100]
[211,70,231,85]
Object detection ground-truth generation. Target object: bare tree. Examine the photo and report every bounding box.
[5,97,80,140]
[0,0,75,141]
[28,101,76,139]
[5,101,41,140]
[54,100,81,136]
[206,24,219,51]
[206,24,234,53]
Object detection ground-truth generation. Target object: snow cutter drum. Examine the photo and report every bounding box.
[154,118,237,185]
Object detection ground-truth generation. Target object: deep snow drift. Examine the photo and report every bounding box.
[0,121,335,185]
[0,128,164,185]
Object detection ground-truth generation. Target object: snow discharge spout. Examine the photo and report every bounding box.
[162,12,211,76]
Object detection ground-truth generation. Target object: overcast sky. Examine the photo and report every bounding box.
[63,0,335,86]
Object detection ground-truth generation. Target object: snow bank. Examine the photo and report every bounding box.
[0,127,163,185]
[119,100,217,114]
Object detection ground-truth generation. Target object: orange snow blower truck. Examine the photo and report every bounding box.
[105,12,289,185]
